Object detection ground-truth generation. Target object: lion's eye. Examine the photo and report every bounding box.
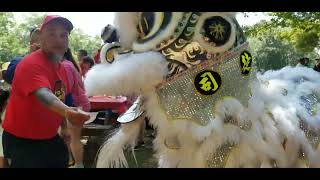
[137,12,164,40]
[134,12,184,52]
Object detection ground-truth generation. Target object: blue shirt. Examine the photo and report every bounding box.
[3,56,24,84]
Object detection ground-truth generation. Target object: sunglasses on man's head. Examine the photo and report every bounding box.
[30,27,40,37]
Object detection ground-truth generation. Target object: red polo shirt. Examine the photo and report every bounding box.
[2,49,70,139]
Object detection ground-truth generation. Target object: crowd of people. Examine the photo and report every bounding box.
[0,15,103,168]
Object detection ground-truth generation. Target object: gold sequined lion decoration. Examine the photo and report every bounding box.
[84,12,320,168]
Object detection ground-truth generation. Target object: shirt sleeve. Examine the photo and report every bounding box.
[14,62,51,97]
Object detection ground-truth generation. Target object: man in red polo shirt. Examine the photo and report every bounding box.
[2,15,90,168]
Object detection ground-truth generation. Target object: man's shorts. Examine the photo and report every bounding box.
[2,131,69,168]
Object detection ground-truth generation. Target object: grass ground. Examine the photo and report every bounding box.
[83,128,157,168]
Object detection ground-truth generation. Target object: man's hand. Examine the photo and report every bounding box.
[65,107,90,128]
[34,88,90,128]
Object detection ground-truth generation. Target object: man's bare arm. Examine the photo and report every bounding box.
[34,87,90,127]
[34,87,69,117]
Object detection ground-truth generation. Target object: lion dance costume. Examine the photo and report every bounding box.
[85,12,320,168]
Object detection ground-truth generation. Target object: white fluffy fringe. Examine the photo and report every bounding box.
[84,51,168,96]
[96,115,145,168]
[114,12,139,49]
[93,58,320,168]
[150,66,320,168]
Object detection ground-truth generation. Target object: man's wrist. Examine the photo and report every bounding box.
[61,119,68,129]
[64,108,72,119]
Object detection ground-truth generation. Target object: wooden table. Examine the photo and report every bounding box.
[82,124,114,136]
[82,96,127,167]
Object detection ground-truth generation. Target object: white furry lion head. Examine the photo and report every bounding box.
[86,12,253,108]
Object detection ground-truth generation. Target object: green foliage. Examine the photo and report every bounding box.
[0,13,25,64]
[69,28,102,60]
[294,30,319,52]
[16,13,47,51]
[245,12,320,53]
[250,33,319,71]
[269,12,320,52]
[267,12,320,30]
[0,13,14,33]
[0,12,102,66]
[250,35,300,71]
[243,12,320,71]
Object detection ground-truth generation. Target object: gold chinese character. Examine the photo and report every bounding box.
[199,72,219,92]
[241,52,251,73]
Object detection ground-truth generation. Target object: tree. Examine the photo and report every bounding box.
[18,13,103,60]
[249,28,319,71]
[269,12,320,53]
[241,12,320,71]
[250,35,298,71]
[0,12,25,64]
[16,13,47,51]
[244,12,320,53]
[69,28,102,60]
[0,12,102,65]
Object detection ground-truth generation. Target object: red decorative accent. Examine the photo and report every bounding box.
[89,96,128,114]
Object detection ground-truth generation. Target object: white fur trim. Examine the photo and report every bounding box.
[91,52,320,167]
[84,51,168,96]
[114,12,139,49]
[96,116,145,168]
[224,12,238,18]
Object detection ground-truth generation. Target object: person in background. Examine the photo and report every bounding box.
[77,49,87,75]
[63,48,90,168]
[0,120,3,168]
[77,49,93,78]
[80,56,94,78]
[77,49,88,63]
[0,63,8,167]
[101,24,119,44]
[1,15,90,168]
[296,57,310,67]
[64,48,80,73]
[0,62,10,117]
[93,24,120,64]
[313,58,320,72]
[3,28,41,85]
[93,49,101,64]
